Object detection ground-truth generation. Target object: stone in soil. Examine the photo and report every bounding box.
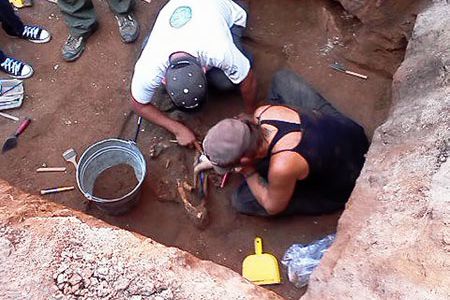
[93,164,138,200]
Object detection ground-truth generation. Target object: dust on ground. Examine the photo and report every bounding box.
[0,1,405,298]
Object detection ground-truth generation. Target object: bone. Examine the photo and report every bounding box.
[176,180,209,229]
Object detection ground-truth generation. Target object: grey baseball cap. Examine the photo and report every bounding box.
[165,54,207,111]
[203,118,252,174]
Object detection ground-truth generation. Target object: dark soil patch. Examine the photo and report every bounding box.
[93,164,137,199]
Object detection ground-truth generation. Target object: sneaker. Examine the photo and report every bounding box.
[62,35,86,62]
[0,56,33,79]
[115,13,139,43]
[21,25,51,44]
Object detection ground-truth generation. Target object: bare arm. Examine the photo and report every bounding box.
[131,97,196,146]
[240,157,302,215]
[239,69,257,113]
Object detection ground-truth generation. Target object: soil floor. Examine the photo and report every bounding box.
[0,1,402,299]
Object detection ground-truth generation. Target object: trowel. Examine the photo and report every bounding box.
[1,117,31,154]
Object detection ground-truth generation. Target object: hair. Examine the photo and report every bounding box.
[242,121,263,158]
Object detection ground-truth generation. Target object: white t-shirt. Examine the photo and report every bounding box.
[131,0,250,104]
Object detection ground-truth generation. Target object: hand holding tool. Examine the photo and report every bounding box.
[330,62,368,80]
[2,117,31,153]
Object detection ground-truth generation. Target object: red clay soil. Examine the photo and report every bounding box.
[0,1,409,299]
[93,164,138,199]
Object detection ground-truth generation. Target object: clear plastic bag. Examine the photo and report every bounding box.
[281,233,336,288]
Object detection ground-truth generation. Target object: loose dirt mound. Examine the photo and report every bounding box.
[0,180,282,300]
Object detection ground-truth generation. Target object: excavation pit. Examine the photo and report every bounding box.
[0,0,425,298]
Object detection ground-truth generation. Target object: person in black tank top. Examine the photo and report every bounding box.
[202,69,369,216]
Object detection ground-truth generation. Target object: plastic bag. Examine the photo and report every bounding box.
[281,233,336,288]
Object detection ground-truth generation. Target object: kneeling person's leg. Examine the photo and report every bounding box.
[206,68,236,91]
[268,69,342,118]
[232,181,269,216]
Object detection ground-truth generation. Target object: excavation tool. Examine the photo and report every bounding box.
[220,172,230,188]
[36,167,67,173]
[133,116,142,143]
[242,237,281,285]
[330,62,368,80]
[0,112,19,122]
[63,148,78,169]
[40,186,74,195]
[2,117,31,154]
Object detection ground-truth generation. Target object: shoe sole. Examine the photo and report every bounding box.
[27,35,52,44]
[4,68,34,80]
[63,46,85,62]
[11,35,52,44]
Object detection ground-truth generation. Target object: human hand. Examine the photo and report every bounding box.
[239,166,257,179]
[175,127,196,147]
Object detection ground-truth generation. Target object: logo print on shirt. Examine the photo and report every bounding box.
[169,6,192,28]
[229,65,238,76]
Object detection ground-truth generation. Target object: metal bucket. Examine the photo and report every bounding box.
[76,138,147,215]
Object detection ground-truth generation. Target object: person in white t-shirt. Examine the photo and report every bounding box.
[130,0,257,147]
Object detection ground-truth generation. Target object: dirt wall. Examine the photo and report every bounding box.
[304,1,449,299]
[335,0,428,76]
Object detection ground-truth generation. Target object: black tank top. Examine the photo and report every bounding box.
[257,105,368,195]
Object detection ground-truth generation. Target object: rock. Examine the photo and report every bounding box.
[90,277,99,287]
[68,273,82,286]
[114,276,131,290]
[62,284,71,295]
[56,263,69,274]
[0,237,13,257]
[304,2,450,299]
[56,273,67,285]
[95,266,109,277]
[95,280,111,297]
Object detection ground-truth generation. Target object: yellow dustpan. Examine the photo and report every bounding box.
[242,237,281,285]
[9,0,26,8]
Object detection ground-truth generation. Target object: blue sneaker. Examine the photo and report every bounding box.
[0,56,33,79]
[21,25,51,44]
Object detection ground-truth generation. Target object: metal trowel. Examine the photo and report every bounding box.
[2,117,31,154]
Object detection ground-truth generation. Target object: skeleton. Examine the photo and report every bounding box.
[176,150,213,229]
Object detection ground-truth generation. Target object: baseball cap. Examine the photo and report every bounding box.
[203,118,252,174]
[165,54,207,111]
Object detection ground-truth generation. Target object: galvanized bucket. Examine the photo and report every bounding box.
[76,138,147,215]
